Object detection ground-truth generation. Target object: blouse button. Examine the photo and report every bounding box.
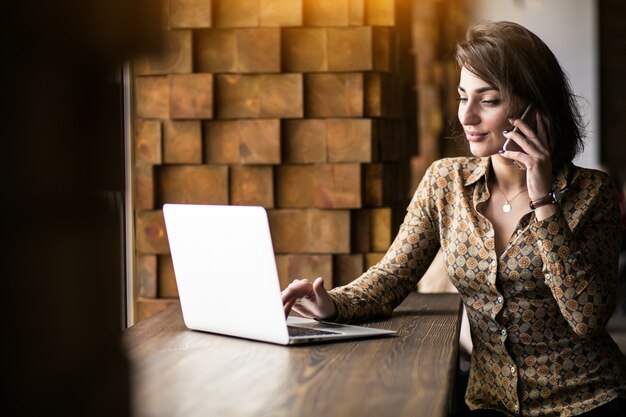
[501,329,507,336]
[511,366,516,374]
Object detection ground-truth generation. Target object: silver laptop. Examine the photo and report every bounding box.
[163,203,396,345]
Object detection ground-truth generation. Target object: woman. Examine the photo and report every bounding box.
[282,21,626,417]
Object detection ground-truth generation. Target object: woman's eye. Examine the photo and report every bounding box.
[457,97,468,103]
[481,99,501,106]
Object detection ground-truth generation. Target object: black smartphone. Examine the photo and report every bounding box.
[502,103,535,153]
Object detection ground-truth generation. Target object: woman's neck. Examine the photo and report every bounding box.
[490,154,527,191]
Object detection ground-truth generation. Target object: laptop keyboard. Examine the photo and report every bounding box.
[288,325,341,337]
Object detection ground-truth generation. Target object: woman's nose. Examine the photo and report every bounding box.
[459,103,480,126]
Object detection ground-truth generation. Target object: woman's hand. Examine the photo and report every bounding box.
[281,277,337,320]
[501,112,557,220]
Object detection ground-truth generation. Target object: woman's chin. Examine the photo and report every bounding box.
[468,142,500,158]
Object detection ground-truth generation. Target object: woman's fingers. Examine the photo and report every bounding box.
[281,277,336,320]
[283,297,296,317]
[281,278,316,317]
[500,111,552,172]
[500,112,554,198]
[508,115,549,156]
[312,277,326,298]
[281,279,308,302]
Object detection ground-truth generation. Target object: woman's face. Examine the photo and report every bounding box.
[457,67,512,157]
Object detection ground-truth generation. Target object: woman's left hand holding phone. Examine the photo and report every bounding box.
[500,112,556,220]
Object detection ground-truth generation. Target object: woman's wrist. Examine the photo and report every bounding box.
[529,191,558,210]
[534,203,559,221]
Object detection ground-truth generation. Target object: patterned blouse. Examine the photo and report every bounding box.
[328,156,626,417]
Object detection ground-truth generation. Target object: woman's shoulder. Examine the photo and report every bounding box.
[568,164,616,189]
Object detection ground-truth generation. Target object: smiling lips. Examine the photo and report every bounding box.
[465,131,488,142]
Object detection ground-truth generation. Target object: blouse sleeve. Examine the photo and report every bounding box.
[529,171,622,337]
[328,162,442,322]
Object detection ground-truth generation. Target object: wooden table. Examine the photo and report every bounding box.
[124,292,462,417]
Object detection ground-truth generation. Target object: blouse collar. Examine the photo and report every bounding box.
[463,156,572,193]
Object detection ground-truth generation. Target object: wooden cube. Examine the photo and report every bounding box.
[216,75,260,118]
[134,29,192,75]
[410,155,431,196]
[326,118,373,163]
[169,0,212,28]
[169,73,213,119]
[204,119,279,164]
[135,76,169,119]
[327,27,372,71]
[268,209,350,253]
[158,255,179,298]
[260,0,303,26]
[158,165,228,204]
[213,0,259,28]
[315,163,361,208]
[373,27,394,72]
[162,120,202,163]
[275,254,332,290]
[275,165,317,208]
[268,209,306,253]
[282,119,327,163]
[333,254,364,286]
[137,255,157,298]
[277,27,390,73]
[135,119,162,164]
[370,207,392,252]
[218,74,302,119]
[136,210,169,254]
[260,74,303,118]
[282,28,327,72]
[237,28,281,73]
[350,208,371,253]
[204,121,240,164]
[364,72,387,117]
[418,84,443,139]
[307,209,350,253]
[363,163,389,207]
[365,0,395,26]
[197,28,280,74]
[305,73,363,117]
[134,164,155,210]
[230,165,274,208]
[349,0,365,25]
[195,29,237,73]
[238,119,281,164]
[276,163,360,209]
[217,74,303,119]
[304,0,350,26]
[377,119,401,162]
[364,252,386,269]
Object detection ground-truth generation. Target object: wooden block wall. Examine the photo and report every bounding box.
[410,0,468,193]
[131,0,440,323]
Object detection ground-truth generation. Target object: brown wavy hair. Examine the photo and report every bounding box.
[455,20,585,168]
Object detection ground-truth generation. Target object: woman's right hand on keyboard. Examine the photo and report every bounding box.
[281,277,337,320]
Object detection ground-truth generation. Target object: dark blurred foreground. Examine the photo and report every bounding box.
[3,1,159,415]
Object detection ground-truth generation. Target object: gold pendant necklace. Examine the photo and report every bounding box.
[494,183,527,213]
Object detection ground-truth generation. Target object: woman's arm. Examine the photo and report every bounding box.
[531,171,622,337]
[328,164,442,322]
